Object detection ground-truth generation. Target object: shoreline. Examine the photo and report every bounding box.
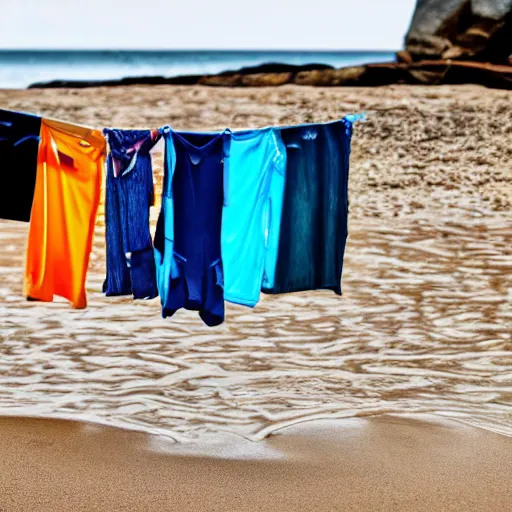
[25,60,512,89]
[0,408,509,443]
[1,414,511,511]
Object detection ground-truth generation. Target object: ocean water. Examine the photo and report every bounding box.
[0,50,396,89]
[2,210,511,441]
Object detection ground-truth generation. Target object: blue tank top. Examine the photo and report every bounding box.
[154,127,229,326]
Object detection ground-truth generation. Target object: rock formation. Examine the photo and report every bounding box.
[402,0,512,63]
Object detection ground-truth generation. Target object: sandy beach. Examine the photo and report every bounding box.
[0,84,511,510]
[1,415,511,512]
[1,84,511,217]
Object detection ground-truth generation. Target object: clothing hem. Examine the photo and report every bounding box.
[225,295,258,308]
[262,284,343,296]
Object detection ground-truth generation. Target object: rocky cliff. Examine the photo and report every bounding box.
[402,0,512,63]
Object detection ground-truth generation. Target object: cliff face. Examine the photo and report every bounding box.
[404,0,512,63]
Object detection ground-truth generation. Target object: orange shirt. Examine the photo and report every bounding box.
[24,118,105,309]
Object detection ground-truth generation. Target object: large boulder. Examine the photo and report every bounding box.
[404,0,512,62]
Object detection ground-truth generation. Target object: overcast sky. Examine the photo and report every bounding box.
[0,0,416,50]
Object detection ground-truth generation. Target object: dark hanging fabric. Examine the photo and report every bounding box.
[0,109,41,222]
[103,128,161,299]
[154,127,228,327]
[262,117,354,296]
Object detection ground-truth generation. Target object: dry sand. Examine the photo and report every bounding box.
[1,83,511,217]
[0,84,511,511]
[0,415,511,512]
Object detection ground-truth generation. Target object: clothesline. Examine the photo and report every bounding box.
[9,108,368,135]
[1,107,364,326]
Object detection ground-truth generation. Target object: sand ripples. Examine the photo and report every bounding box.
[1,211,511,441]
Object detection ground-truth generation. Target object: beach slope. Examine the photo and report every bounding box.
[0,415,511,512]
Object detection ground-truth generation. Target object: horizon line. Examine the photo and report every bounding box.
[0,48,399,53]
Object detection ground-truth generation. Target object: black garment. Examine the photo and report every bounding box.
[0,109,41,222]
[262,118,353,295]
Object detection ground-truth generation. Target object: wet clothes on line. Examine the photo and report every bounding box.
[103,128,161,300]
[24,118,105,309]
[262,118,354,296]
[154,127,229,326]
[221,127,286,307]
[0,109,41,222]
[0,106,358,320]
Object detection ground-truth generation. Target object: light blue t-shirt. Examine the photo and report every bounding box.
[221,127,286,307]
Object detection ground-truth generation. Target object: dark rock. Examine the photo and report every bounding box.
[163,75,203,85]
[294,67,366,86]
[217,62,334,76]
[198,74,242,86]
[29,74,202,89]
[404,0,512,63]
[197,62,334,86]
[396,51,414,63]
[368,60,512,88]
[408,69,445,84]
[240,73,292,86]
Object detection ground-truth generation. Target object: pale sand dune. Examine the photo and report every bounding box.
[0,415,511,511]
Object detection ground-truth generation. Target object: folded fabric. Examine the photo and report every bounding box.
[262,117,354,295]
[103,128,161,299]
[24,118,105,308]
[221,127,286,307]
[154,127,229,326]
[0,109,41,222]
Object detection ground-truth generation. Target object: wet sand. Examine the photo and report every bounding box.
[1,415,511,512]
[0,84,511,510]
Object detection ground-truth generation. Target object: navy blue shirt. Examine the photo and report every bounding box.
[155,128,228,326]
